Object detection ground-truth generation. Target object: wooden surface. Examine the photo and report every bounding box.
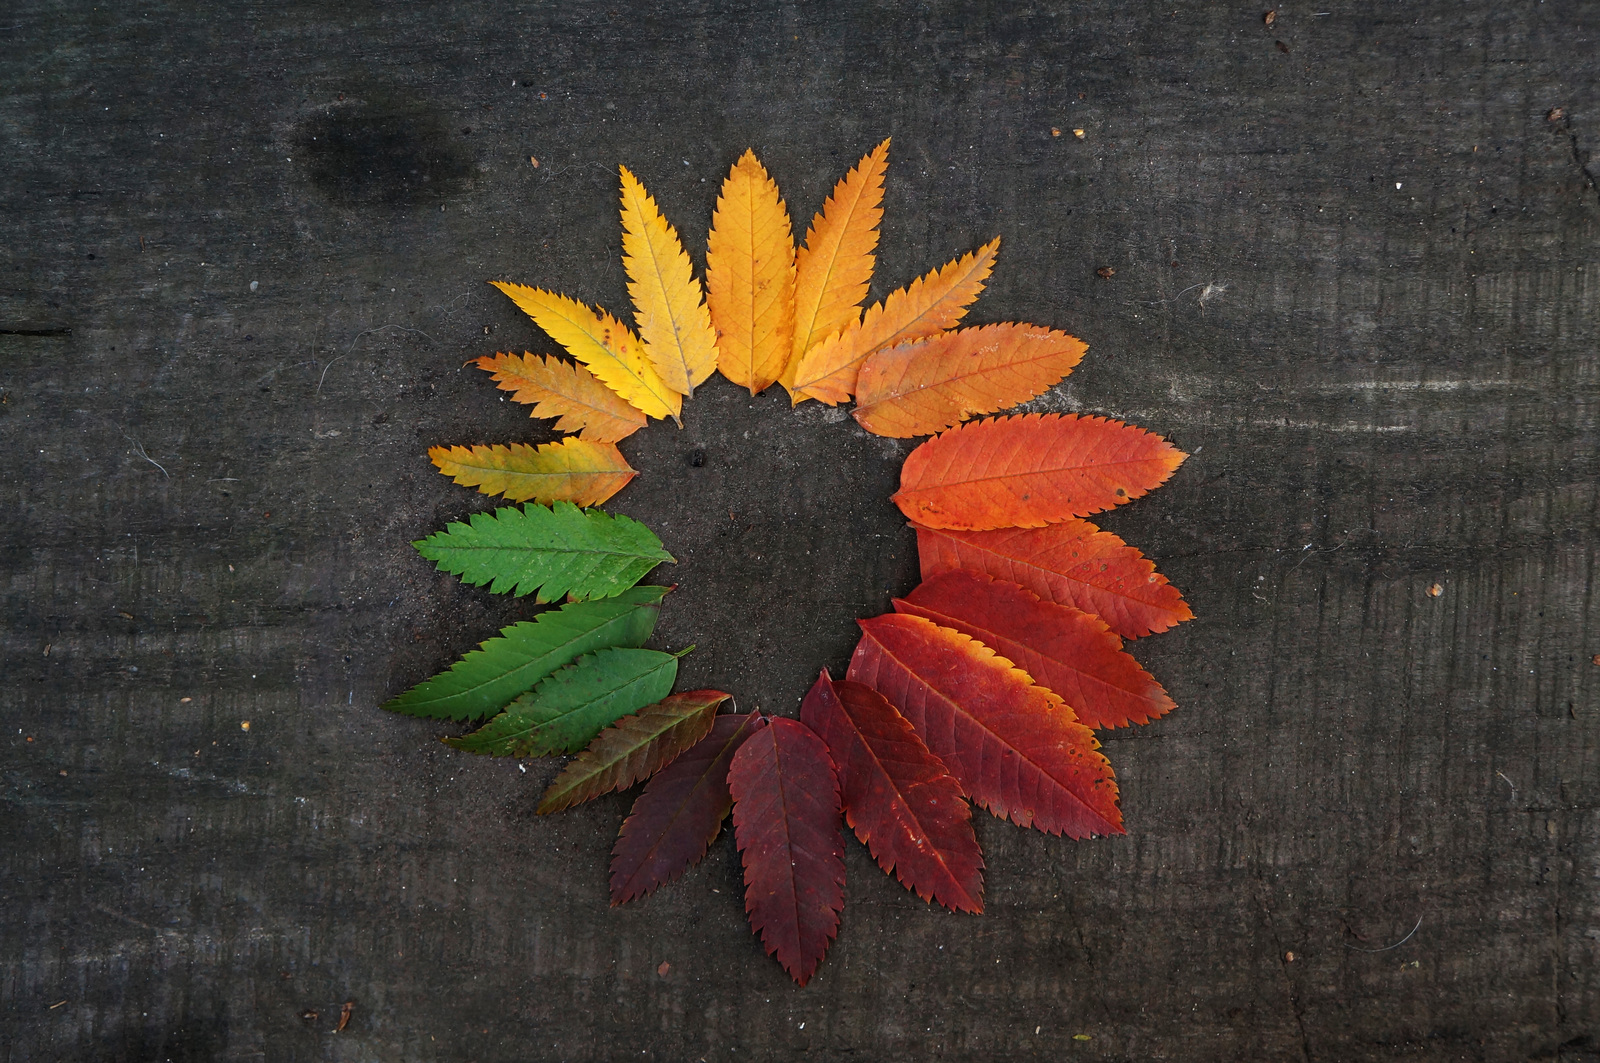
[3,3,1598,1060]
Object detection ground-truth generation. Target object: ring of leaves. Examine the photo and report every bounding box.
[386,140,1192,986]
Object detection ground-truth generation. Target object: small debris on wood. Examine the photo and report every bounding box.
[1095,266,1116,279]
[240,721,251,731]
[1276,40,1290,54]
[1547,108,1564,123]
[657,960,672,977]
[49,1000,67,1010]
[300,1009,319,1023]
[1285,951,1296,962]
[337,1000,354,1032]
[1591,654,1599,666]
[1072,128,1086,139]
[1427,583,1443,597]
[530,156,540,167]
[1264,9,1277,25]
[1051,127,1061,137]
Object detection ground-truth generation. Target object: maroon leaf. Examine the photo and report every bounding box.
[728,717,846,987]
[800,670,984,913]
[609,712,766,905]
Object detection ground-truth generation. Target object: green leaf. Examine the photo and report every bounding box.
[537,690,731,814]
[446,647,684,757]
[381,586,669,722]
[413,501,675,602]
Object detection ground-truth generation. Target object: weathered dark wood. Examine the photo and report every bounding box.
[3,2,1598,1060]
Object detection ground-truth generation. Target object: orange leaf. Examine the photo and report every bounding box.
[793,237,1000,405]
[895,570,1176,728]
[429,439,638,506]
[782,138,889,398]
[892,413,1187,530]
[476,352,648,443]
[707,150,796,395]
[619,166,720,396]
[914,519,1193,639]
[847,613,1122,839]
[852,323,1087,438]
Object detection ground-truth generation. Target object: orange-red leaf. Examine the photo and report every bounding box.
[611,712,767,905]
[852,323,1087,438]
[537,690,729,814]
[914,519,1193,639]
[429,439,638,506]
[707,150,796,395]
[894,570,1175,729]
[893,413,1187,530]
[847,614,1122,839]
[729,717,845,987]
[800,670,983,913]
[476,352,648,443]
[793,237,1000,405]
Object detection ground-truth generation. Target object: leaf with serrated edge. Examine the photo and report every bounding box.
[446,647,681,757]
[895,570,1175,728]
[412,502,673,603]
[782,138,889,398]
[729,717,845,987]
[381,586,668,722]
[707,150,796,395]
[611,712,767,904]
[914,519,1193,639]
[893,413,1187,530]
[794,238,999,405]
[619,165,719,396]
[848,613,1122,839]
[429,439,637,506]
[853,323,1087,438]
[490,282,681,422]
[476,352,648,443]
[800,670,983,913]
[538,690,729,814]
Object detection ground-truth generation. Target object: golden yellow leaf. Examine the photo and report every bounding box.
[490,282,681,423]
[619,166,719,397]
[429,439,638,506]
[706,150,796,395]
[782,138,890,398]
[476,352,648,443]
[793,237,1000,405]
[852,323,1088,438]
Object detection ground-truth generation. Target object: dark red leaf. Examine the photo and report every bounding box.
[609,712,766,905]
[895,570,1175,728]
[800,670,983,913]
[728,717,845,987]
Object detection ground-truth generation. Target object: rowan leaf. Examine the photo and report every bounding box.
[914,519,1194,639]
[611,712,768,905]
[852,323,1088,438]
[895,570,1175,729]
[782,138,890,397]
[847,613,1122,839]
[729,717,845,987]
[619,165,719,397]
[381,586,668,722]
[429,439,637,506]
[412,501,674,603]
[446,646,682,757]
[489,282,681,422]
[892,413,1187,530]
[799,670,983,913]
[476,352,648,443]
[537,690,730,814]
[793,237,1000,405]
[707,150,796,395]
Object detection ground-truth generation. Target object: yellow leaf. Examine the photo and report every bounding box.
[852,323,1088,438]
[619,166,719,397]
[794,237,1000,405]
[476,352,648,443]
[429,439,638,506]
[706,150,796,395]
[489,282,681,423]
[782,137,890,399]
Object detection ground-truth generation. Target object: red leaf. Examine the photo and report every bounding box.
[610,712,766,905]
[800,670,984,913]
[895,570,1175,729]
[728,717,845,986]
[847,613,1122,839]
[914,518,1193,639]
[892,413,1187,530]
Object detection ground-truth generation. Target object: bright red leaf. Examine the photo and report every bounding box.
[799,670,983,913]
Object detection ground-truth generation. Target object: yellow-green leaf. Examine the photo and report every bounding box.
[429,438,638,506]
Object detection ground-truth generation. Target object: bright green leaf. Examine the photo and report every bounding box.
[381,586,669,722]
[413,501,675,602]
